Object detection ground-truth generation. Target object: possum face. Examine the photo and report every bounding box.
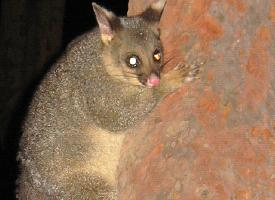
[92,0,166,88]
[102,18,163,88]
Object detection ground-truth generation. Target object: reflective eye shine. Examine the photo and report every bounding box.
[127,55,140,68]
[153,49,161,62]
[129,57,137,65]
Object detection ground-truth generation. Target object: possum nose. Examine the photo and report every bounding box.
[147,73,160,88]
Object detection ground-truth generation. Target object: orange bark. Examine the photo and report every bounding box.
[118,0,275,199]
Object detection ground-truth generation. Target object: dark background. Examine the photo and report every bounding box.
[63,0,128,45]
[0,0,128,199]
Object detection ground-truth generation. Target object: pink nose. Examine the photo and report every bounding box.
[147,74,160,87]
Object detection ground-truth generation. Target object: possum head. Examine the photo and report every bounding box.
[92,0,166,88]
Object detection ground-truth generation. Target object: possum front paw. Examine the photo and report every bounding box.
[157,59,205,96]
[174,59,204,83]
[161,59,204,88]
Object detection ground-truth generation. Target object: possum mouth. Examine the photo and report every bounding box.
[138,72,160,88]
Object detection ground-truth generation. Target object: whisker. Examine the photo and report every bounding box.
[162,56,175,68]
[109,72,138,78]
[124,71,139,76]
[112,74,137,79]
[110,74,144,87]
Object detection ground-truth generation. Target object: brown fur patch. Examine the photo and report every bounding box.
[81,126,126,186]
[102,51,143,87]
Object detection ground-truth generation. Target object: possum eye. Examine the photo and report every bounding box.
[153,49,161,62]
[126,55,140,68]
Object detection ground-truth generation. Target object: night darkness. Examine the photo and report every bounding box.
[63,0,129,46]
[0,0,128,199]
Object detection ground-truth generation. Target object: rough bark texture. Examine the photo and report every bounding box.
[118,0,275,199]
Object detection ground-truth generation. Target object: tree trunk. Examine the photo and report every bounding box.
[118,0,275,199]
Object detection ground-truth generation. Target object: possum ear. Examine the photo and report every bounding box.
[141,0,166,26]
[92,3,121,44]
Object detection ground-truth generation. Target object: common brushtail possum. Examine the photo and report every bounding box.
[17,0,202,199]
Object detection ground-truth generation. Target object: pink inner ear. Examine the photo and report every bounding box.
[100,23,113,37]
[93,3,114,39]
[147,74,160,87]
